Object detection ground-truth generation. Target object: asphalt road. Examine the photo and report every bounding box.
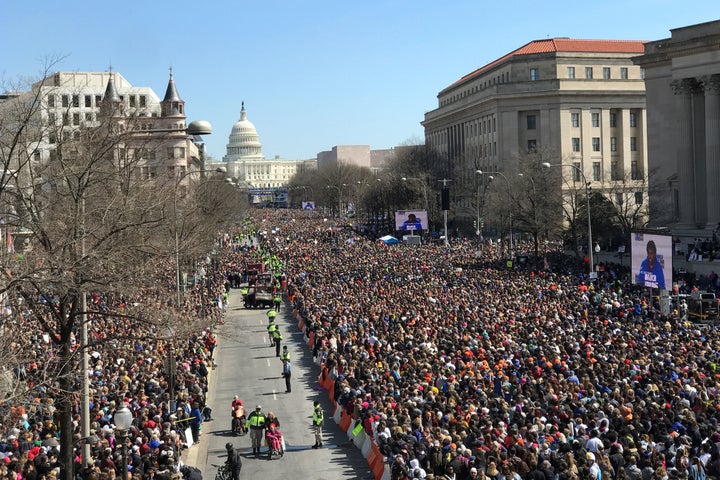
[186,289,374,480]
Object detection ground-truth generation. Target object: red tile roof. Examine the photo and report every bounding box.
[442,38,646,93]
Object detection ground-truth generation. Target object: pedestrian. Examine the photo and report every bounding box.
[246,405,267,455]
[311,401,324,449]
[267,318,277,346]
[279,345,290,374]
[189,401,203,445]
[282,359,292,393]
[225,442,242,480]
[273,329,283,357]
[273,293,282,312]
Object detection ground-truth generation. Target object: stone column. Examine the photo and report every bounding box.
[704,75,720,229]
[671,78,699,226]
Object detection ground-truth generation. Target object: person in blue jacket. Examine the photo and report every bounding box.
[637,240,666,289]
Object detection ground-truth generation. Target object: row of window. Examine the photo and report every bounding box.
[47,93,148,109]
[531,66,633,81]
[568,112,638,128]
[570,161,643,182]
[570,136,638,152]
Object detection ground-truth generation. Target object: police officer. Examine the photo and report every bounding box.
[279,345,290,369]
[246,405,267,455]
[272,328,283,357]
[311,401,324,449]
[267,318,277,347]
[273,293,282,312]
[282,359,292,393]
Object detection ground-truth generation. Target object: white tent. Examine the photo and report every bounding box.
[379,235,399,244]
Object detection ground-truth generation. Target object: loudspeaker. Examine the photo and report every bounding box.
[441,187,450,211]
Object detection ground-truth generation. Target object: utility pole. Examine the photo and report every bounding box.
[439,179,451,246]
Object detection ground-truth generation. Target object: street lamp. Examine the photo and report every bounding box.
[542,162,594,274]
[114,404,133,479]
[518,173,539,256]
[477,170,513,255]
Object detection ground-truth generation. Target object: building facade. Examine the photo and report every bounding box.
[634,20,720,239]
[422,38,648,226]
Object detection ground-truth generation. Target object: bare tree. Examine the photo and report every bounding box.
[0,63,238,479]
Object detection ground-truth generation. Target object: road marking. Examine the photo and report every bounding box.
[266,359,271,367]
[273,389,277,400]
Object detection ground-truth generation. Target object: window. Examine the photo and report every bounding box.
[49,133,56,144]
[592,137,600,152]
[72,95,79,107]
[62,95,69,107]
[572,163,581,182]
[631,160,640,180]
[571,112,580,128]
[630,112,637,127]
[95,95,102,105]
[635,192,643,205]
[47,95,55,107]
[167,147,175,159]
[603,67,611,79]
[85,112,93,122]
[63,113,69,126]
[49,112,56,125]
[85,95,92,108]
[620,67,628,79]
[572,137,580,152]
[593,162,601,181]
[567,67,575,79]
[73,113,80,126]
[585,67,593,79]
[610,112,617,128]
[611,160,620,180]
[610,137,617,152]
[139,95,146,107]
[630,137,637,151]
[526,115,537,130]
[592,112,600,127]
[530,68,539,81]
[527,139,537,152]
[616,193,623,205]
[129,96,136,108]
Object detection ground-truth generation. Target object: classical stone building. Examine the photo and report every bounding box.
[213,103,312,206]
[422,38,648,232]
[633,20,720,242]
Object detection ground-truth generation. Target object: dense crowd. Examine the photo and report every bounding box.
[258,210,720,480]
[0,233,266,480]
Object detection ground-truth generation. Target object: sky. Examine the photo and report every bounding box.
[1,1,717,161]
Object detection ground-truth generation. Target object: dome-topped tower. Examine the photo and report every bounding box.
[223,102,264,162]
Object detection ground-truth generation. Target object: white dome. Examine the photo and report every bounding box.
[223,103,263,161]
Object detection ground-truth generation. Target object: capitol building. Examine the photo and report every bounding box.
[211,103,313,205]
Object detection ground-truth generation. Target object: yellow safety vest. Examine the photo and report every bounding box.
[247,412,266,428]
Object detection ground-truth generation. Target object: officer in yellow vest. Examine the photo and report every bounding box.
[311,401,324,449]
[273,293,282,312]
[272,329,283,357]
[246,405,267,455]
[279,345,290,374]
[267,319,277,347]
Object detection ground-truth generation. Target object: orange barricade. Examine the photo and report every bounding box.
[367,443,385,480]
[328,379,336,405]
[307,330,315,348]
[298,316,304,331]
[339,410,352,432]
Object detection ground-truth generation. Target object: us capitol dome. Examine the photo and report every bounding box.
[222,102,264,162]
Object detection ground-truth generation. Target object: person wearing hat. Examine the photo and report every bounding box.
[587,452,601,480]
[282,358,292,393]
[311,401,324,449]
[246,405,267,455]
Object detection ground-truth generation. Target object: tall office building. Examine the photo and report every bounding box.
[422,38,648,225]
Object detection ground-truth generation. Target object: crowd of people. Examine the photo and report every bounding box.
[255,210,720,480]
[0,232,269,479]
[4,208,720,480]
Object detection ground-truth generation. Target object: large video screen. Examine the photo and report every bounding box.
[631,232,672,290]
[394,210,428,232]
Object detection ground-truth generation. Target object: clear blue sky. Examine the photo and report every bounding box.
[1,1,716,161]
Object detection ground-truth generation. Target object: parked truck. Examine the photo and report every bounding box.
[244,286,274,309]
